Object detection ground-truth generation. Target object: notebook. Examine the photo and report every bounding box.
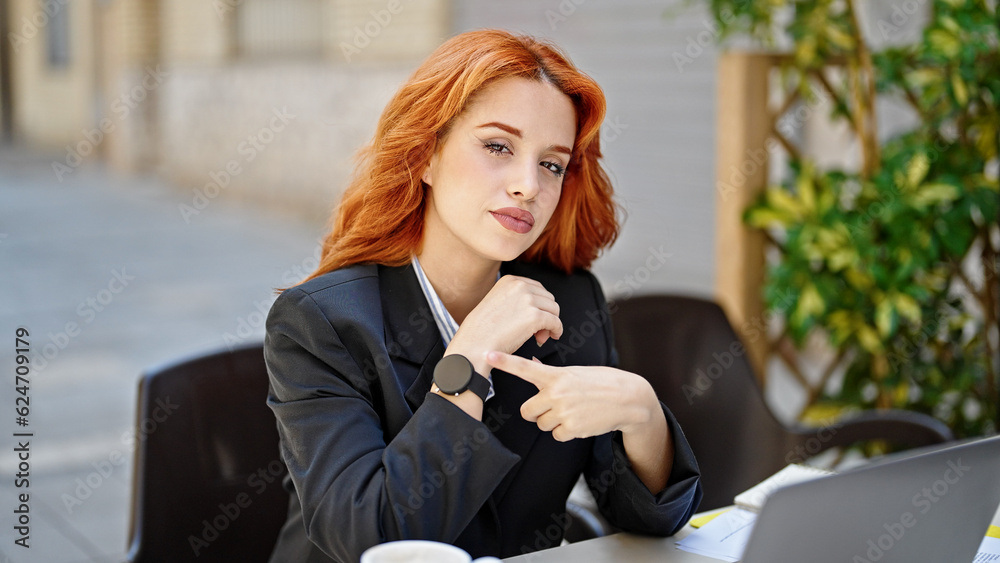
[733,464,835,512]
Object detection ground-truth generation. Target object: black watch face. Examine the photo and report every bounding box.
[434,355,472,394]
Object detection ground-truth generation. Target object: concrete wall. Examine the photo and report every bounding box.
[157,61,415,222]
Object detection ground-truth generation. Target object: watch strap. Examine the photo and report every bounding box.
[466,372,491,402]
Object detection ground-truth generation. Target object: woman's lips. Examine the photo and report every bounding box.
[490,207,535,234]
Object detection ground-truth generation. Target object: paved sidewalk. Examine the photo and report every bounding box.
[0,147,323,562]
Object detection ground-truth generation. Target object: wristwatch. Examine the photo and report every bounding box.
[433,354,491,402]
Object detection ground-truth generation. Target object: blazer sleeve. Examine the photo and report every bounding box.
[264,286,521,562]
[580,273,703,535]
[585,411,703,535]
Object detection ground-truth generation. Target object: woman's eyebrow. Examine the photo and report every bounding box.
[477,121,573,156]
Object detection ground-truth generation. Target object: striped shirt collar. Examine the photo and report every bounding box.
[411,255,459,344]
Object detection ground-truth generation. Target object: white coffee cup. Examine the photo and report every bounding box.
[360,540,503,563]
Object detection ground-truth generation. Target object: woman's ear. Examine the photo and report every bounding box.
[421,160,433,187]
[421,148,439,187]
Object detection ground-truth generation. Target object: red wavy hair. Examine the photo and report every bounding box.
[300,29,620,286]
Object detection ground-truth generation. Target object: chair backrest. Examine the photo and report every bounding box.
[127,342,288,562]
[609,295,795,511]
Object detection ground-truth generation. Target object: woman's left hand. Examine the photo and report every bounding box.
[485,351,659,442]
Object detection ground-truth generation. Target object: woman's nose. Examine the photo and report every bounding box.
[508,160,540,201]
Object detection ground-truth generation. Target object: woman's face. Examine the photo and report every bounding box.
[421,76,577,265]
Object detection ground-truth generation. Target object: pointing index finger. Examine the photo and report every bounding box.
[486,351,555,389]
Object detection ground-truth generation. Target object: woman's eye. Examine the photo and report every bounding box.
[484,141,564,177]
[541,161,566,177]
[484,142,511,156]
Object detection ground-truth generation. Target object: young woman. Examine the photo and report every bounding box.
[264,29,702,562]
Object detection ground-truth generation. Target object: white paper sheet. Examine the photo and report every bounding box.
[973,536,1000,562]
[676,508,757,562]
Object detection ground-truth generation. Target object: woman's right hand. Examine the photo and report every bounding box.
[443,275,563,376]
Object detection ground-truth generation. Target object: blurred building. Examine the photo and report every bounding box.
[2,0,451,217]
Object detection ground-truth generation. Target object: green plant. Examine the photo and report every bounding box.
[703,0,998,436]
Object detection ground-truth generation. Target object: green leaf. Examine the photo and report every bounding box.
[905,68,940,89]
[795,35,818,67]
[950,70,968,106]
[927,28,961,58]
[971,120,997,160]
[875,298,897,338]
[937,208,976,256]
[938,16,961,35]
[907,183,961,208]
[824,23,854,51]
[893,293,922,324]
[845,267,875,291]
[766,187,805,220]
[828,310,856,345]
[797,168,817,213]
[857,325,883,353]
[828,248,856,271]
[791,283,824,327]
[745,207,788,228]
[905,152,930,189]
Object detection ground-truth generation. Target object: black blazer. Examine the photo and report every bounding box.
[264,260,702,562]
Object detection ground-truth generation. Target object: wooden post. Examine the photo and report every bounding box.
[714,52,775,382]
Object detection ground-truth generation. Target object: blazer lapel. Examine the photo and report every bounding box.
[488,263,563,504]
[378,264,445,411]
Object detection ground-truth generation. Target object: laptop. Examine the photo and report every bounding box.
[741,434,1000,563]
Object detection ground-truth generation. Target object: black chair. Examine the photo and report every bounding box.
[127,343,603,561]
[127,342,288,562]
[609,295,954,511]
